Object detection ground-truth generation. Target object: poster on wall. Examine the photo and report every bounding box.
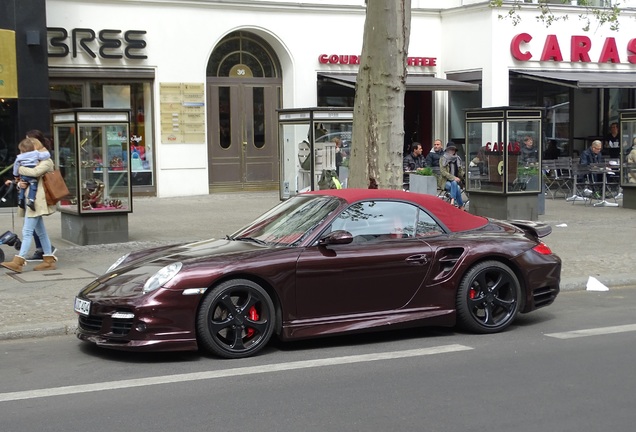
[0,29,18,98]
[160,83,205,144]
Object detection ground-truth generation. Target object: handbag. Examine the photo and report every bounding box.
[43,169,70,206]
[131,151,144,171]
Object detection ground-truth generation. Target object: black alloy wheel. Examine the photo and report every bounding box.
[197,278,275,359]
[456,261,521,333]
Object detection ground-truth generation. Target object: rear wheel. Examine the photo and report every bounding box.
[197,279,275,359]
[456,261,521,333]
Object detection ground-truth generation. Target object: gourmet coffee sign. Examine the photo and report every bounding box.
[511,33,636,64]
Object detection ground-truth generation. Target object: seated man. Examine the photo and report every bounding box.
[579,140,604,198]
[402,142,425,190]
[520,135,538,166]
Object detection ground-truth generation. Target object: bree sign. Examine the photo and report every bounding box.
[47,27,147,59]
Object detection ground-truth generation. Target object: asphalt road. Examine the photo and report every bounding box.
[1,286,635,432]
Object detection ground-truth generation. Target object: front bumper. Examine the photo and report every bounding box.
[75,288,202,352]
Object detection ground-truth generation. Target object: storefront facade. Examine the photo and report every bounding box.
[37,1,636,197]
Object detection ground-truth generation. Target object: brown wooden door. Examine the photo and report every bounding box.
[207,78,280,192]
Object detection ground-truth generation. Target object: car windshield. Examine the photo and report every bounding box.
[231,195,341,246]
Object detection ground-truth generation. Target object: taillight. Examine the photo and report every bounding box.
[532,242,553,255]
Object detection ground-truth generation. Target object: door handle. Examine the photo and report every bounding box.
[405,254,429,265]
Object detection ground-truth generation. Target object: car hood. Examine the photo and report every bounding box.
[80,238,281,299]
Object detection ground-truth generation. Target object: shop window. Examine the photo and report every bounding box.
[0,99,18,183]
[317,77,355,107]
[88,83,152,187]
[510,75,570,157]
[49,84,83,110]
[49,81,155,189]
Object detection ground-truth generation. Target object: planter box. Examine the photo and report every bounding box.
[409,174,438,195]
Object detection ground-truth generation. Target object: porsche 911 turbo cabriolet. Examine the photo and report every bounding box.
[75,189,561,358]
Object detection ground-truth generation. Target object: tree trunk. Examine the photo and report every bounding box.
[349,0,411,190]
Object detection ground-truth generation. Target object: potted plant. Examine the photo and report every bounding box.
[409,167,438,195]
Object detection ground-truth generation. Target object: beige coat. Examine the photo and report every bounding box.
[628,147,636,184]
[17,159,57,217]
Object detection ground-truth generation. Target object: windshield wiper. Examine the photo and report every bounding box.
[233,236,268,246]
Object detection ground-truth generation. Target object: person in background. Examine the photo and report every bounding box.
[580,140,604,166]
[626,138,636,183]
[332,137,343,176]
[23,130,58,261]
[11,137,50,211]
[439,142,465,210]
[544,139,560,160]
[469,144,488,176]
[579,140,604,196]
[604,122,620,159]
[402,142,425,190]
[403,142,424,172]
[1,138,58,273]
[425,139,444,168]
[520,135,539,165]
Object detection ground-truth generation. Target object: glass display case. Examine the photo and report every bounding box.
[278,107,352,199]
[52,109,132,215]
[464,107,544,220]
[619,109,636,209]
[465,107,543,194]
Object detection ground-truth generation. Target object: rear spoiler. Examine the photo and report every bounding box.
[508,220,552,238]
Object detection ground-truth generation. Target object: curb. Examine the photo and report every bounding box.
[0,321,77,341]
[2,277,636,343]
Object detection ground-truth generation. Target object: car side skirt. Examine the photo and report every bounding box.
[279,307,455,340]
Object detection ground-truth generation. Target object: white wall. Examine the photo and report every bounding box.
[46,0,636,196]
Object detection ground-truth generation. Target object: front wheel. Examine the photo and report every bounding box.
[456,261,521,333]
[197,279,275,359]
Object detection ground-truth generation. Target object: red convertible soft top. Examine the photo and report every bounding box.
[305,189,489,233]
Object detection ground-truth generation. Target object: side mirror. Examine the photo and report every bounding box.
[319,230,353,246]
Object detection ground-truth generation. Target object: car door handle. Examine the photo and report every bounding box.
[405,255,429,265]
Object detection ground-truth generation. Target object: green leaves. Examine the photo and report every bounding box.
[490,0,622,31]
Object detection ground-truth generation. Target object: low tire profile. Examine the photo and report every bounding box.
[456,261,521,333]
[197,279,275,359]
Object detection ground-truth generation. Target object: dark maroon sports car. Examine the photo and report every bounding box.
[74,189,561,358]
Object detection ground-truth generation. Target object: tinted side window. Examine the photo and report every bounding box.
[330,201,418,242]
[416,210,444,237]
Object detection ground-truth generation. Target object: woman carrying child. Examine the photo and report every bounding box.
[1,137,59,273]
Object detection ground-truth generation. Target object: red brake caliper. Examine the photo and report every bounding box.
[246,306,259,338]
[469,288,477,299]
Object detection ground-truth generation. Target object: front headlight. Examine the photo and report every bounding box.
[107,253,130,273]
[143,262,183,294]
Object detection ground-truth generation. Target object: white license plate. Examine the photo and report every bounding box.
[74,297,91,316]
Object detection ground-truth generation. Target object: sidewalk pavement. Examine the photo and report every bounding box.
[1,191,635,342]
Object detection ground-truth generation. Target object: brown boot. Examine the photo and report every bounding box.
[33,255,57,271]
[1,256,26,273]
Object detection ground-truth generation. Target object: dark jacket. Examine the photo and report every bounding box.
[520,145,539,165]
[425,149,443,168]
[580,147,603,165]
[403,153,425,172]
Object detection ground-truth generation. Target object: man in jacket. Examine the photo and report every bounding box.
[425,139,444,168]
[579,140,604,197]
[520,135,539,166]
[402,142,424,190]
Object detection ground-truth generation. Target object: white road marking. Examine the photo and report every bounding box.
[545,324,636,339]
[0,344,472,403]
